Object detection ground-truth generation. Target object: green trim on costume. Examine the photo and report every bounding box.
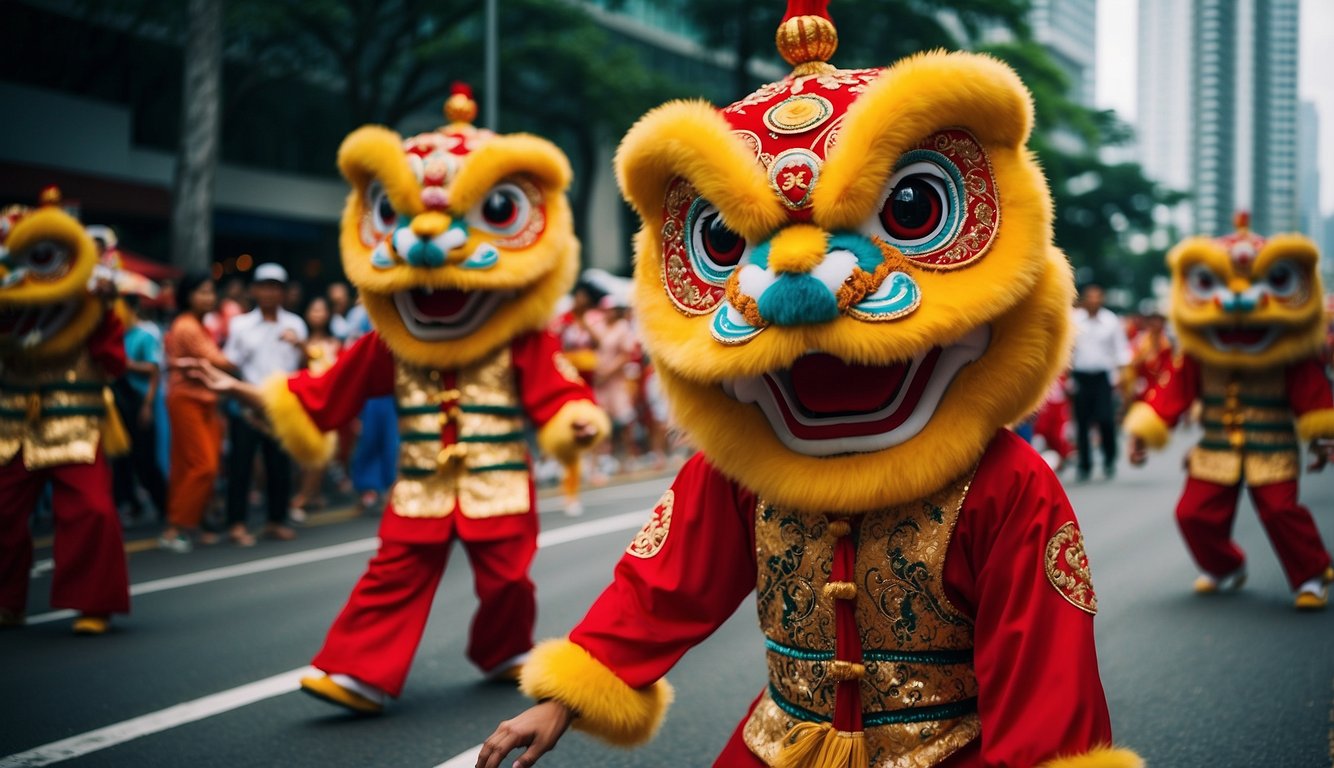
[0,408,26,419]
[1202,395,1289,408]
[395,404,441,416]
[764,637,973,665]
[863,698,978,727]
[460,431,526,443]
[1202,420,1294,433]
[460,403,523,416]
[0,381,105,394]
[468,461,529,474]
[400,431,442,442]
[398,466,437,478]
[36,406,103,417]
[1198,440,1296,453]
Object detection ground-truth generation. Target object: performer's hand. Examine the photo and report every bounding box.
[1308,439,1334,473]
[280,328,301,346]
[571,419,600,446]
[1128,436,1148,467]
[476,700,574,768]
[180,358,238,393]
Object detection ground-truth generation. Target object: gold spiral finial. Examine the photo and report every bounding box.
[444,82,478,126]
[776,0,838,75]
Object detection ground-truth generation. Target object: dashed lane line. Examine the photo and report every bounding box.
[2,509,651,766]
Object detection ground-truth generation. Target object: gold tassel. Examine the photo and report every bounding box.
[100,387,131,457]
[25,393,41,425]
[773,722,868,768]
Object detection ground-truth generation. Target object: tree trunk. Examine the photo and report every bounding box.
[170,0,223,273]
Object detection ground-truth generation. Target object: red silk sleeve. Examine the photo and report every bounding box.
[285,331,395,431]
[510,330,598,426]
[1141,353,1200,426]
[89,308,127,378]
[1286,357,1334,416]
[568,454,758,688]
[945,430,1114,767]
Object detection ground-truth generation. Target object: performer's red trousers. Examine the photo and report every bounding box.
[0,450,130,616]
[311,515,538,698]
[1175,476,1331,589]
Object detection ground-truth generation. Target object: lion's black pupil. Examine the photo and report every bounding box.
[891,180,934,230]
[483,192,516,225]
[377,196,395,223]
[705,216,740,254]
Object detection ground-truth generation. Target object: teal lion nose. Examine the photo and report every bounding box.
[756,274,840,326]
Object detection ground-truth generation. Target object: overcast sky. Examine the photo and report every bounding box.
[1095,0,1334,216]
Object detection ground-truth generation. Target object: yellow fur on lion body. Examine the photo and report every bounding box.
[0,205,106,361]
[624,51,1073,512]
[1167,232,1326,370]
[336,127,580,369]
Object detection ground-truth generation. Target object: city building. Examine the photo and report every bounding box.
[1136,0,1302,237]
[1031,0,1099,108]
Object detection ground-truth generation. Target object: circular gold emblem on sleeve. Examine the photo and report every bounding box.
[627,490,674,559]
[1045,521,1098,614]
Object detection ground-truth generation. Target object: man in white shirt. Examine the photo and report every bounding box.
[222,263,308,541]
[1070,284,1132,481]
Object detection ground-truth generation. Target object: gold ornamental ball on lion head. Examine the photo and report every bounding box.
[336,82,579,369]
[1167,211,1326,370]
[620,0,1073,512]
[0,186,104,360]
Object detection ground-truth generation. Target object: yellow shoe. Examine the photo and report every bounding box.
[484,651,531,683]
[299,675,384,715]
[1295,575,1329,611]
[1194,568,1246,594]
[72,615,109,635]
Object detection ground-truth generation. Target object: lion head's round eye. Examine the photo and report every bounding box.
[367,181,397,236]
[1185,263,1222,300]
[469,182,532,237]
[1262,260,1302,298]
[17,240,71,280]
[861,160,958,254]
[687,202,750,282]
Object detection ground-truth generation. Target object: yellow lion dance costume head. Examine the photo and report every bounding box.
[1166,211,1326,370]
[621,8,1071,512]
[335,83,579,370]
[0,187,105,362]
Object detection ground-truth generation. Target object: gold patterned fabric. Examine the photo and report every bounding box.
[1191,365,1299,485]
[391,345,530,519]
[745,473,981,767]
[0,349,107,470]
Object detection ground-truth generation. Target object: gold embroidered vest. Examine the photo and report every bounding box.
[1190,364,1298,486]
[392,345,531,518]
[0,349,108,470]
[744,473,980,767]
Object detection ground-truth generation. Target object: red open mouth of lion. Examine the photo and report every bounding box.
[721,326,991,456]
[392,287,511,341]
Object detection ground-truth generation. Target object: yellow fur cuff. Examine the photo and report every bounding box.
[1296,408,1334,442]
[1123,401,1171,449]
[519,638,674,747]
[1037,746,1144,768]
[537,399,609,466]
[259,374,335,468]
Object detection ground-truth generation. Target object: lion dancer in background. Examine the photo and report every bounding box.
[188,85,607,714]
[0,187,131,635]
[1126,213,1334,610]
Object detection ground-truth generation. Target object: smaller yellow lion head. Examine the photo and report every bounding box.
[1168,213,1326,369]
[335,84,578,368]
[0,188,104,361]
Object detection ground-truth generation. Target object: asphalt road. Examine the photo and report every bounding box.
[2,431,1332,768]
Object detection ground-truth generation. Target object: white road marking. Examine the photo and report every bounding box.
[0,667,316,767]
[433,745,483,768]
[4,509,651,764]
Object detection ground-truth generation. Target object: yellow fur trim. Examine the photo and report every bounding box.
[814,51,1033,231]
[0,206,98,306]
[769,224,829,274]
[337,125,423,217]
[616,100,788,241]
[1123,401,1171,449]
[537,399,609,466]
[259,374,335,468]
[1036,746,1144,768]
[100,386,131,458]
[1296,408,1334,442]
[448,134,572,212]
[519,638,674,747]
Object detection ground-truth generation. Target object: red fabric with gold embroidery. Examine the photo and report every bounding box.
[567,430,1112,766]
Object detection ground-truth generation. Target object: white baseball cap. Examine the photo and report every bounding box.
[253,263,288,284]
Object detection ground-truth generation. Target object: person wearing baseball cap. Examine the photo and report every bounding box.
[221,263,308,544]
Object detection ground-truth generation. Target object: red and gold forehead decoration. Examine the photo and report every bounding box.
[1211,211,1266,276]
[403,82,495,212]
